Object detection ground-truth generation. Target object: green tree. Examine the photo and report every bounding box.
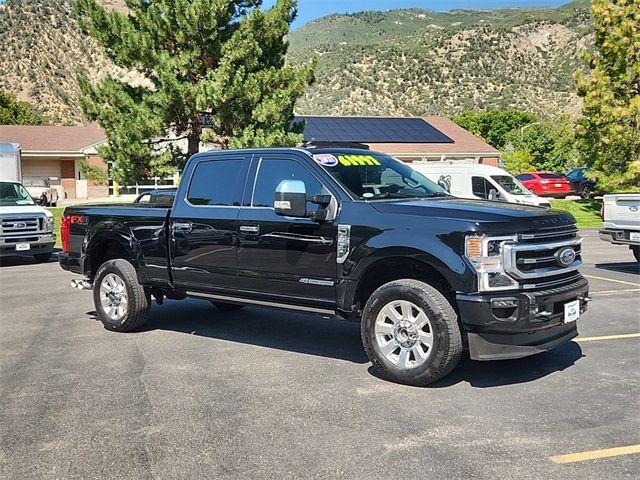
[452,109,538,149]
[575,0,640,191]
[501,149,535,176]
[0,90,46,125]
[505,117,578,172]
[75,0,315,185]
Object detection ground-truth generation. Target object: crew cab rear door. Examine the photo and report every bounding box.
[236,154,338,307]
[170,154,251,291]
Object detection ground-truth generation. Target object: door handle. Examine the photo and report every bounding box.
[239,225,260,234]
[173,222,192,233]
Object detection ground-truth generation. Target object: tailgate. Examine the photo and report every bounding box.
[603,194,640,230]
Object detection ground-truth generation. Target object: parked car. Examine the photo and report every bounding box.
[133,188,177,206]
[515,172,573,198]
[22,176,60,207]
[565,167,596,199]
[411,162,551,207]
[59,147,589,387]
[0,180,56,262]
[600,193,640,262]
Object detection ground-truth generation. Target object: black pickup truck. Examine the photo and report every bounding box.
[59,147,589,386]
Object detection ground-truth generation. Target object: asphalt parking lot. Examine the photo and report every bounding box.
[1,229,638,479]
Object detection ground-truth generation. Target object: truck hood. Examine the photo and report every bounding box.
[370,197,575,230]
[0,205,52,217]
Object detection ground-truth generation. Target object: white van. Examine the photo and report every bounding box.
[410,162,551,208]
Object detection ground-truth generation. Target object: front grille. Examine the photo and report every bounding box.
[0,216,43,235]
[503,225,583,283]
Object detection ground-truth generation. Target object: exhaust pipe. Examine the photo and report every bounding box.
[70,278,92,290]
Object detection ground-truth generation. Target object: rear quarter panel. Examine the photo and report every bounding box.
[65,204,171,286]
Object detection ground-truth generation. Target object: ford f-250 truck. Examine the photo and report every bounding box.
[59,147,590,386]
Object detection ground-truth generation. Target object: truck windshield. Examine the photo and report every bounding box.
[315,152,447,200]
[491,175,529,196]
[0,182,35,206]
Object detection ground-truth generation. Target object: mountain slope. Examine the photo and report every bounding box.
[0,0,592,124]
[289,1,593,118]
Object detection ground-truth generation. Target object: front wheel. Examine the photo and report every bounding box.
[632,246,640,263]
[93,258,150,332]
[361,279,462,386]
[581,186,593,199]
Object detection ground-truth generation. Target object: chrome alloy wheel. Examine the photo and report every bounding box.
[99,273,128,322]
[374,300,434,369]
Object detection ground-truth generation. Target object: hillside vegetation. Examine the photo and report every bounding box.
[0,0,593,124]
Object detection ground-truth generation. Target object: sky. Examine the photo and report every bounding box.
[263,0,571,27]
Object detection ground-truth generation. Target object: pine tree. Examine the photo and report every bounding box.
[75,0,315,184]
[575,0,640,191]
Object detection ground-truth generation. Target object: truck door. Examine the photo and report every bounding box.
[170,155,251,292]
[236,155,338,307]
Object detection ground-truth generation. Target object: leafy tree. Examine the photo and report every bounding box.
[575,0,640,191]
[501,149,535,175]
[452,109,538,149]
[75,0,315,185]
[0,90,46,125]
[505,117,578,172]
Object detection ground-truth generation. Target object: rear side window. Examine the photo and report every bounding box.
[252,158,325,208]
[517,174,534,181]
[155,191,175,205]
[538,173,562,179]
[187,159,248,206]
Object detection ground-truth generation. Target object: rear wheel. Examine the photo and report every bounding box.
[93,259,150,332]
[361,279,462,386]
[210,301,245,312]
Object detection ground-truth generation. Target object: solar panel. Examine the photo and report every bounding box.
[294,116,454,144]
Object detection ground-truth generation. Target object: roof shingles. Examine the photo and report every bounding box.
[0,123,106,152]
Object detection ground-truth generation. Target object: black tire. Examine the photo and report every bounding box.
[632,246,640,263]
[93,258,150,332]
[580,186,592,199]
[33,252,52,263]
[361,279,462,387]
[210,301,246,312]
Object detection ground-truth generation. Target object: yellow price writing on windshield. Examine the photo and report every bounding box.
[338,155,381,167]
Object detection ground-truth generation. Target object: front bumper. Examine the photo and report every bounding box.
[456,277,589,361]
[599,229,640,246]
[0,233,55,257]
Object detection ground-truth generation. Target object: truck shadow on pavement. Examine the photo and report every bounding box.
[594,261,639,275]
[88,298,584,387]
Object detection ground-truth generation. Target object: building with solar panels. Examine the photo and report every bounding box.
[295,116,500,166]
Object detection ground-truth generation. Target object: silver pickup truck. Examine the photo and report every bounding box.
[600,194,640,262]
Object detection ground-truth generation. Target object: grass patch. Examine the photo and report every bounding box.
[549,199,602,228]
[47,207,65,247]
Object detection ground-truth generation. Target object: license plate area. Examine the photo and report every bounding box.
[564,300,580,324]
[630,232,640,242]
[15,242,31,251]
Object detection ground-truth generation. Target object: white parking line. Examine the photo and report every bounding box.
[584,274,640,287]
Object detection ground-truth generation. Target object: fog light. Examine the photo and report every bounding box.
[491,299,519,309]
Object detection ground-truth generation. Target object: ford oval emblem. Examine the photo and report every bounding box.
[556,247,576,268]
[630,206,638,213]
[15,222,27,229]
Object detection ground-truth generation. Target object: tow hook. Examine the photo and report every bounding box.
[70,278,92,290]
[580,294,592,304]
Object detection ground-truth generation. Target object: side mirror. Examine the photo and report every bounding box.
[274,180,307,218]
[488,189,502,201]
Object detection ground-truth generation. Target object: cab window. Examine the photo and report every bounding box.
[187,159,249,206]
[471,176,493,199]
[252,159,325,210]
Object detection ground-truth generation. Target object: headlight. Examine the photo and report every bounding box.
[44,216,55,232]
[465,235,518,291]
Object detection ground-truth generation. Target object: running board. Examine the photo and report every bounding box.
[186,291,335,315]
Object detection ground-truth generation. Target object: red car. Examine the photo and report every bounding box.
[515,172,573,198]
